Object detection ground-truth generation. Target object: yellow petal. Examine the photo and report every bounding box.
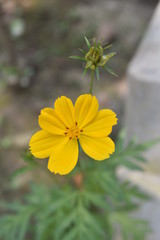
[39,108,66,135]
[82,109,117,137]
[48,138,78,175]
[79,135,115,160]
[54,96,74,127]
[75,94,99,129]
[29,130,66,158]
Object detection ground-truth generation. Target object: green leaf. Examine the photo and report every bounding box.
[62,228,77,240]
[103,44,113,50]
[115,129,125,152]
[0,206,33,240]
[134,155,147,162]
[122,159,143,171]
[104,52,116,61]
[85,192,111,211]
[22,151,37,166]
[82,68,87,77]
[69,56,85,61]
[84,36,91,49]
[133,138,160,152]
[80,207,103,236]
[10,166,32,179]
[109,212,150,240]
[17,214,30,240]
[104,66,118,77]
[79,48,86,53]
[55,211,76,239]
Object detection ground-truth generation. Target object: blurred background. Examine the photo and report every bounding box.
[0,0,159,239]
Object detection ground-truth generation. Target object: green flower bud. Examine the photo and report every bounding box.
[69,37,117,79]
[84,41,116,71]
[90,64,95,70]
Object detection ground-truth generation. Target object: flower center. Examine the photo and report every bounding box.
[64,122,83,140]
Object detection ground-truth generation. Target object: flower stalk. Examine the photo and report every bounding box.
[89,70,94,94]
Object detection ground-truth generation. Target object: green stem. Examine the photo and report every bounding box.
[77,142,84,171]
[89,70,94,94]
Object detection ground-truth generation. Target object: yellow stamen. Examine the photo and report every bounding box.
[64,123,82,140]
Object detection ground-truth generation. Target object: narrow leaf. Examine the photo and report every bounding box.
[133,138,160,152]
[10,166,32,179]
[104,66,118,77]
[82,68,87,77]
[69,56,85,61]
[134,155,147,162]
[103,44,113,50]
[104,52,117,62]
[79,48,86,53]
[115,129,125,152]
[84,36,91,49]
[123,160,143,171]
[93,37,96,47]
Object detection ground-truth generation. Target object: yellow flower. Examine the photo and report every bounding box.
[29,94,117,175]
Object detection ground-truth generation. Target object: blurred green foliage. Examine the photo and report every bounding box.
[0,1,95,89]
[0,131,158,240]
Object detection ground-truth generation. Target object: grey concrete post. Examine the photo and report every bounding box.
[126,3,160,165]
[124,4,160,240]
